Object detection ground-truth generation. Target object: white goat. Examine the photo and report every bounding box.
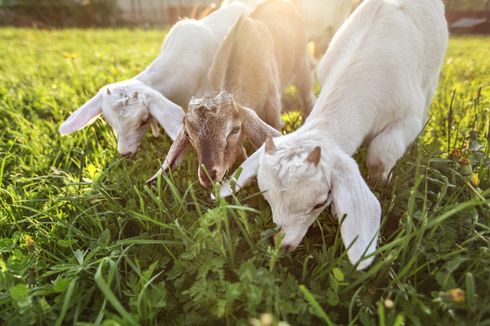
[221,0,262,10]
[295,0,355,57]
[59,2,248,158]
[220,0,448,270]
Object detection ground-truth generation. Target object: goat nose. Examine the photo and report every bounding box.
[199,167,218,188]
[201,167,218,181]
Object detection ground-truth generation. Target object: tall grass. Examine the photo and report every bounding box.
[0,29,489,325]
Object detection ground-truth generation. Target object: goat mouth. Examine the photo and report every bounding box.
[199,178,215,189]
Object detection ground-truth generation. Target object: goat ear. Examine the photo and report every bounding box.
[238,104,281,148]
[305,146,321,166]
[331,152,381,270]
[219,146,263,198]
[146,89,184,141]
[264,135,277,154]
[147,128,190,184]
[59,92,103,135]
[150,118,160,137]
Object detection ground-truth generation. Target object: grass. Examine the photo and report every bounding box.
[0,28,489,325]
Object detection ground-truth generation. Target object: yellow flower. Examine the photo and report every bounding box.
[447,288,465,303]
[471,173,480,187]
[25,235,35,251]
[62,52,78,59]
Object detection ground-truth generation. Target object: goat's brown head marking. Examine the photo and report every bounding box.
[185,91,244,187]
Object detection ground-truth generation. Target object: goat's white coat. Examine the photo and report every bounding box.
[221,0,261,11]
[296,0,354,55]
[220,0,449,269]
[59,2,249,156]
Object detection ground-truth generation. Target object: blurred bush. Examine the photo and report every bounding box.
[0,0,119,27]
[444,0,490,11]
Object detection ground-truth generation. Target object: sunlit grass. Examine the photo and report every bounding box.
[0,29,489,325]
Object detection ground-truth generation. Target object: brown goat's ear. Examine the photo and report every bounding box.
[162,128,190,173]
[146,128,190,184]
[238,105,281,149]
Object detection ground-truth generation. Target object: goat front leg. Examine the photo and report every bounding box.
[367,116,423,187]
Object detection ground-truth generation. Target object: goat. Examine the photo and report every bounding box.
[149,0,315,187]
[294,0,356,58]
[58,2,248,158]
[221,0,261,10]
[219,0,449,270]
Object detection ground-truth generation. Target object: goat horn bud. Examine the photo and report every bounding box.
[106,88,111,95]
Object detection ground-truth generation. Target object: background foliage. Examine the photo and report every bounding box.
[0,0,118,27]
[0,29,489,325]
[0,0,489,28]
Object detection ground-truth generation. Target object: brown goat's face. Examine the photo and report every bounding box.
[185,93,246,188]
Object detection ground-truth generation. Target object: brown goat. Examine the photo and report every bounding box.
[149,0,314,187]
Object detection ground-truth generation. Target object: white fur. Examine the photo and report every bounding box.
[296,0,354,55]
[59,3,248,156]
[221,0,261,11]
[220,0,448,270]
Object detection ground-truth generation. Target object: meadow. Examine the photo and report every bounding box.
[0,28,489,325]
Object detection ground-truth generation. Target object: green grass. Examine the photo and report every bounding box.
[0,28,489,325]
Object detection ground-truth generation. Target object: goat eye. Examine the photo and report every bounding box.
[230,126,241,135]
